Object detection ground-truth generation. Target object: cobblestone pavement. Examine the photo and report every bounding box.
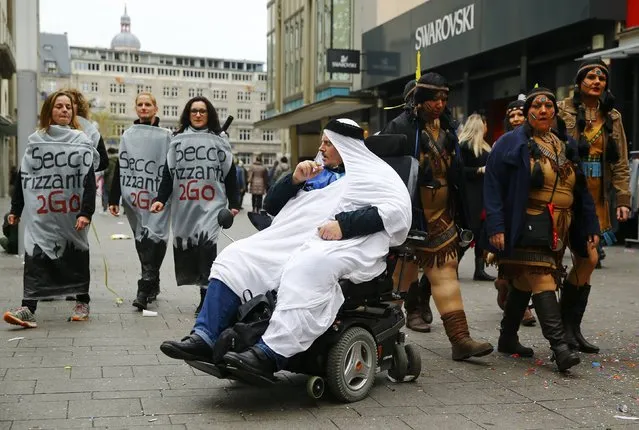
[1,197,638,429]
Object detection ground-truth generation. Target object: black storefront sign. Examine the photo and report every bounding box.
[327,49,361,74]
[365,51,401,77]
[361,0,626,89]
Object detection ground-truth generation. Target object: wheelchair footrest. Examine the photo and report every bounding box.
[225,367,278,386]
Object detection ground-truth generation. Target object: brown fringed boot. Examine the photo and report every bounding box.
[441,310,494,361]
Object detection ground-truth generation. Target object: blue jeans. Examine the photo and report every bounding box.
[192,278,286,369]
[192,279,241,348]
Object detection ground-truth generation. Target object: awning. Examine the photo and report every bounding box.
[254,95,376,129]
[576,41,639,60]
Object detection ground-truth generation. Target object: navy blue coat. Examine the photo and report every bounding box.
[481,126,600,258]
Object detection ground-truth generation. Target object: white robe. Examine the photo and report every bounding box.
[210,121,412,357]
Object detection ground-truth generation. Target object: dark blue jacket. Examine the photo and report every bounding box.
[481,126,600,258]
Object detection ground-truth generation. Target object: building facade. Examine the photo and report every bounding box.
[261,0,637,167]
[0,0,16,198]
[360,0,637,146]
[259,0,425,162]
[39,8,282,167]
[261,0,368,161]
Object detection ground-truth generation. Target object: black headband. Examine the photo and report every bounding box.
[325,119,364,140]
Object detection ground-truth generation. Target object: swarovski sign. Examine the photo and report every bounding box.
[327,49,361,74]
[414,4,475,50]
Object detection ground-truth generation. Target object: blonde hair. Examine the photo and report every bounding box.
[135,92,158,107]
[458,113,490,158]
[39,91,81,131]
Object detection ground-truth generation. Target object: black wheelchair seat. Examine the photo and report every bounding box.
[339,274,393,308]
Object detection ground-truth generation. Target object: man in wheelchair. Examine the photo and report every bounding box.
[160,119,412,380]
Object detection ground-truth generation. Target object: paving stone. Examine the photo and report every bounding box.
[418,405,487,415]
[309,407,360,419]
[508,380,604,402]
[0,395,19,404]
[132,364,195,378]
[90,344,149,352]
[168,412,251,424]
[332,416,413,429]
[0,422,10,430]
[40,353,161,367]
[0,380,35,395]
[160,388,227,398]
[368,384,444,407]
[0,400,68,420]
[8,418,94,429]
[97,426,186,430]
[16,392,88,402]
[16,337,74,348]
[142,396,230,415]
[91,415,172,427]
[184,419,338,430]
[0,355,43,368]
[401,413,485,430]
[35,377,169,393]
[242,409,316,421]
[353,406,425,417]
[463,410,580,429]
[68,398,144,418]
[554,406,637,428]
[92,390,163,400]
[166,375,231,390]
[102,365,134,378]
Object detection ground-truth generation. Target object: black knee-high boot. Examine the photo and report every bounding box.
[418,274,433,324]
[532,291,580,372]
[498,288,534,357]
[405,281,431,332]
[561,282,599,353]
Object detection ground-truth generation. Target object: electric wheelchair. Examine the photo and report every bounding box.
[186,134,427,403]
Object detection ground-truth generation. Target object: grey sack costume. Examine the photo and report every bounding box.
[165,129,233,285]
[119,124,172,290]
[19,126,99,299]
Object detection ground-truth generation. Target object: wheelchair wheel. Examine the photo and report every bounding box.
[326,327,377,403]
[387,343,408,382]
[403,344,422,382]
[306,376,325,400]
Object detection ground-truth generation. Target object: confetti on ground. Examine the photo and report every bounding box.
[64,366,72,370]
[592,362,601,368]
[7,337,24,342]
[614,415,639,421]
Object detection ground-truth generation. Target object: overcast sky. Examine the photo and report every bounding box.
[39,0,268,62]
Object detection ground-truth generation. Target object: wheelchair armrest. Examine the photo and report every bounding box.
[388,230,429,256]
[406,229,428,242]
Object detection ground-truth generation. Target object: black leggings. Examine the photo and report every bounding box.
[252,194,264,211]
[22,293,90,314]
